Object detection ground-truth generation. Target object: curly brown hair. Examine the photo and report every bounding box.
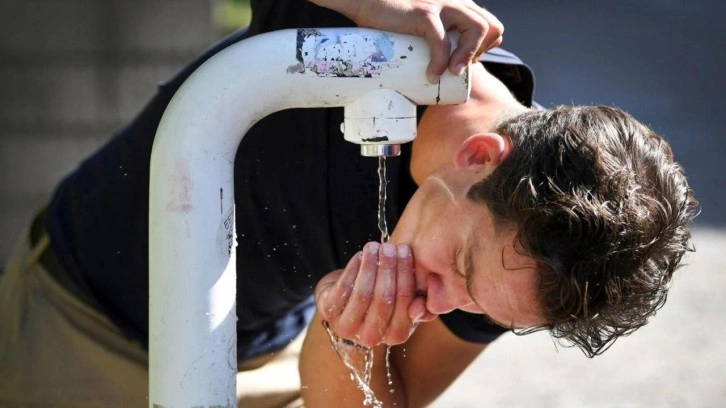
[468,105,699,357]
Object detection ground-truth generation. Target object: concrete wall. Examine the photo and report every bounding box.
[0,0,217,264]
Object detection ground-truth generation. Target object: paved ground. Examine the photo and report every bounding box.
[432,227,725,408]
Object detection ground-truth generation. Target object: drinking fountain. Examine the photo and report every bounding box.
[148,27,470,407]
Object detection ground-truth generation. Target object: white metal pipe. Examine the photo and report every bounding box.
[149,27,470,407]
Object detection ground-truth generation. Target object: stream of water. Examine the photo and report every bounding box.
[322,156,394,407]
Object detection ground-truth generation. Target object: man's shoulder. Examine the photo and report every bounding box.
[480,48,536,107]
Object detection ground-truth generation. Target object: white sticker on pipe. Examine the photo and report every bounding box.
[296,28,400,77]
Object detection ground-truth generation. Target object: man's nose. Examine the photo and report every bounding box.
[425,273,475,314]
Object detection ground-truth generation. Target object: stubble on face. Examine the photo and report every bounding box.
[462,222,545,330]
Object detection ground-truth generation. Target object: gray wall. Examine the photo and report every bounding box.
[0,0,216,264]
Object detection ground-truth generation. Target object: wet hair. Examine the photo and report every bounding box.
[468,105,699,357]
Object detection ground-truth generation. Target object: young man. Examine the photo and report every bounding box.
[304,61,698,406]
[0,1,697,407]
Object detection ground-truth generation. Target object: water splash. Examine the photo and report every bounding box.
[323,321,383,407]
[377,156,396,397]
[322,157,396,407]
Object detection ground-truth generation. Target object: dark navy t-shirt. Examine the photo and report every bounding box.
[44,1,535,360]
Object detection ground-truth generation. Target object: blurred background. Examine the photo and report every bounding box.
[0,0,723,406]
[485,0,725,227]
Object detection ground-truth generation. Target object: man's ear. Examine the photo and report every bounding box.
[454,133,510,170]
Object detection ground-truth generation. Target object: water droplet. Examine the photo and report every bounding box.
[322,321,383,408]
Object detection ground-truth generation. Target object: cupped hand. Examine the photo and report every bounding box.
[311,0,504,83]
[315,242,436,348]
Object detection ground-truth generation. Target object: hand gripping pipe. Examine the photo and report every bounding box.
[149,28,470,407]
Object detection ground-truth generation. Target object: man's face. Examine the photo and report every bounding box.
[392,174,545,330]
[399,62,541,329]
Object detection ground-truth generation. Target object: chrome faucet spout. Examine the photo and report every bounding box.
[342,88,416,157]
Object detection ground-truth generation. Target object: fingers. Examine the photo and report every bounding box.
[337,243,383,341]
[315,241,420,348]
[467,3,505,53]
[414,1,506,83]
[357,243,398,344]
[438,3,505,79]
[479,6,505,51]
[422,15,452,84]
[315,256,359,320]
[314,0,505,83]
[381,244,418,344]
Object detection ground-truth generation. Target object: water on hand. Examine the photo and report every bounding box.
[322,157,396,407]
[323,321,383,407]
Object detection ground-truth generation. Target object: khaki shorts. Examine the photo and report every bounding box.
[0,221,304,408]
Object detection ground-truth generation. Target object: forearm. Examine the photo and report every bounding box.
[300,313,409,407]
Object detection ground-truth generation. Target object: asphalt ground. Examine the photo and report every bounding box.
[432,227,725,408]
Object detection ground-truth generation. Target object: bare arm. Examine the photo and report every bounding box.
[308,0,504,83]
[300,312,487,407]
[390,316,487,407]
[300,241,488,406]
[300,310,409,406]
